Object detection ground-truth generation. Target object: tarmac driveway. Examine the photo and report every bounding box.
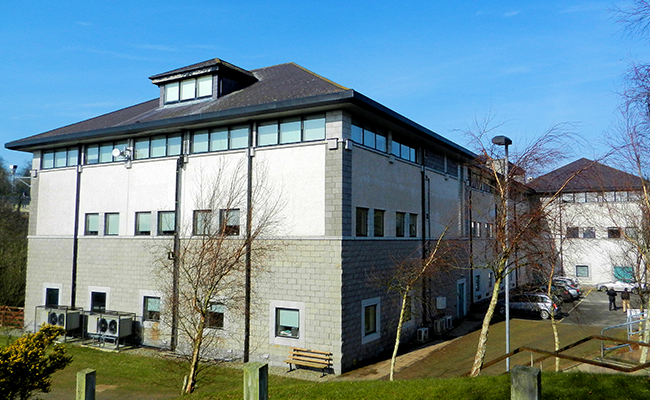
[561,288,642,327]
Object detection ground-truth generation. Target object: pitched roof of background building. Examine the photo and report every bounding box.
[528,158,645,193]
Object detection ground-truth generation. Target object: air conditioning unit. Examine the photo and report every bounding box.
[417,327,429,342]
[433,319,444,333]
[85,311,133,338]
[444,316,453,330]
[37,306,81,331]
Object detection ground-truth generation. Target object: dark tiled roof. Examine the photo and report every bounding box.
[6,62,348,149]
[528,158,645,193]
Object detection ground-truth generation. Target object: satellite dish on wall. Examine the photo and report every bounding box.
[112,148,122,158]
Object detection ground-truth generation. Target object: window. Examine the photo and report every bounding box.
[485,223,494,239]
[275,308,300,338]
[220,209,240,236]
[207,302,226,329]
[164,75,212,104]
[475,275,481,292]
[256,115,326,146]
[625,227,639,239]
[391,139,417,162]
[356,208,368,237]
[104,213,119,236]
[614,266,634,282]
[135,212,151,236]
[132,134,182,160]
[575,265,589,277]
[91,292,107,312]
[396,212,406,237]
[561,193,575,203]
[409,213,417,237]
[41,147,79,169]
[351,122,386,152]
[488,272,494,287]
[85,140,129,165]
[85,213,99,236]
[471,221,481,238]
[158,211,176,236]
[191,125,250,153]
[45,288,59,307]
[143,296,161,321]
[361,297,381,344]
[373,210,384,237]
[193,210,212,236]
[566,227,579,238]
[607,227,622,239]
[582,227,595,239]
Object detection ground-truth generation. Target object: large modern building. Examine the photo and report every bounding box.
[6,58,504,373]
[530,158,647,286]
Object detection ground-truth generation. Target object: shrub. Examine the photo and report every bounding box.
[0,325,72,399]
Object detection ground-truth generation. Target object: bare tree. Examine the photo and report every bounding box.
[155,159,282,394]
[380,228,455,381]
[461,115,583,376]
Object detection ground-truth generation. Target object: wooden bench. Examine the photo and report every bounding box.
[284,347,333,376]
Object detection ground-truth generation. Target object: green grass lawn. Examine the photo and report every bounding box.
[2,321,648,399]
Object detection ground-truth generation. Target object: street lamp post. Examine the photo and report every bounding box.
[491,135,512,372]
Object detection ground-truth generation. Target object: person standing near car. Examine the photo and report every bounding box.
[621,288,631,312]
[607,288,618,311]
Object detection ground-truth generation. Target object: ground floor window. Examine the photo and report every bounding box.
[143,296,161,321]
[269,300,305,346]
[275,308,300,338]
[575,265,589,278]
[45,288,59,307]
[361,297,381,344]
[91,291,107,312]
[206,302,226,329]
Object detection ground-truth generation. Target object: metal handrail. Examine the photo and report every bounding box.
[600,314,649,357]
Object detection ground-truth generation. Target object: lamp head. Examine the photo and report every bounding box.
[491,136,512,146]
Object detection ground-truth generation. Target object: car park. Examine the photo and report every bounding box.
[497,293,559,320]
[554,276,581,291]
[539,284,572,302]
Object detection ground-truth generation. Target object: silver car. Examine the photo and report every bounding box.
[596,280,637,292]
[497,293,559,320]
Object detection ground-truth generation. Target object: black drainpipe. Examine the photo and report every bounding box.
[421,165,428,324]
[70,146,83,308]
[171,151,185,351]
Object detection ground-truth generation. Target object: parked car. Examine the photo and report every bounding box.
[554,276,581,291]
[596,280,637,292]
[539,284,572,302]
[497,293,559,320]
[552,279,580,299]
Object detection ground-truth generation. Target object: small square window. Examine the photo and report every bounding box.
[607,227,622,239]
[180,79,196,101]
[373,210,384,237]
[396,212,406,237]
[158,211,176,236]
[229,126,249,149]
[302,115,325,141]
[475,275,481,292]
[275,308,299,338]
[143,296,161,322]
[91,291,107,312]
[409,213,417,237]
[45,288,60,307]
[165,82,180,103]
[258,121,279,146]
[193,210,212,236]
[197,75,212,98]
[207,302,226,329]
[134,139,150,159]
[85,213,99,236]
[361,297,381,344]
[220,209,240,236]
[135,212,151,236]
[192,131,209,153]
[566,227,579,238]
[104,213,119,236]
[583,227,595,239]
[356,208,368,237]
[575,265,589,277]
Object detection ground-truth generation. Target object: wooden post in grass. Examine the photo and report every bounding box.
[76,369,96,400]
[511,365,541,400]
[243,362,268,400]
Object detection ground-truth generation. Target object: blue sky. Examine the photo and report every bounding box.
[1,1,648,173]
